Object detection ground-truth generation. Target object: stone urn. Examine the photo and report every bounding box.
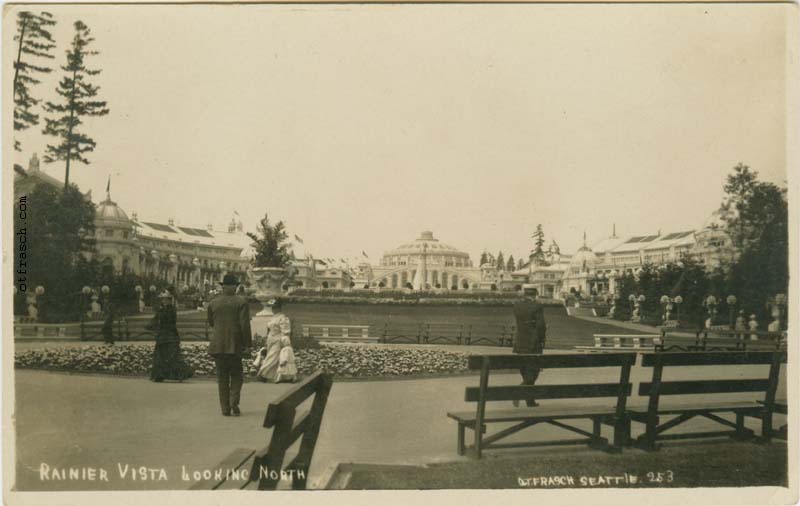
[247,266,293,341]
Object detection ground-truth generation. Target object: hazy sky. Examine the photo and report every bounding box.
[5,4,789,262]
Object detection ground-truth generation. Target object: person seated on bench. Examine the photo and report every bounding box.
[512,285,547,407]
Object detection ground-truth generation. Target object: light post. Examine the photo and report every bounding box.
[660,295,670,322]
[704,295,717,328]
[637,294,646,322]
[726,295,738,329]
[34,285,45,321]
[134,285,143,313]
[674,295,683,323]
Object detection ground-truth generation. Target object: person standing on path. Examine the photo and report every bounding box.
[512,285,547,407]
[102,302,115,346]
[207,274,252,417]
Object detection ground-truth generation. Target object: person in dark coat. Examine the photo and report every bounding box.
[207,274,253,417]
[512,285,547,407]
[102,302,115,345]
[148,289,193,382]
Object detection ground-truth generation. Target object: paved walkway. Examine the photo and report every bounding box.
[13,365,787,491]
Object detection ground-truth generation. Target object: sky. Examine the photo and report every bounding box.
[4,3,790,263]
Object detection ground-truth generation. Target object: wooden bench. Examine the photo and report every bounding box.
[380,322,423,344]
[447,353,636,458]
[191,371,333,490]
[694,329,786,352]
[629,350,786,451]
[465,324,515,347]
[575,334,661,352]
[302,324,377,343]
[421,323,466,345]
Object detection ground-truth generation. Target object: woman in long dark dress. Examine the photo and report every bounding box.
[148,290,193,382]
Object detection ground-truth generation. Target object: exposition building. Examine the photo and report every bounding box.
[14,155,251,289]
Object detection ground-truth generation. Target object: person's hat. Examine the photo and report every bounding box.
[157,290,172,299]
[220,273,239,286]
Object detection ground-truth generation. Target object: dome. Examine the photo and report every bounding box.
[95,198,132,228]
[381,231,473,268]
[570,244,598,273]
[384,231,470,259]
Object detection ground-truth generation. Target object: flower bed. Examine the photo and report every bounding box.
[14,343,470,380]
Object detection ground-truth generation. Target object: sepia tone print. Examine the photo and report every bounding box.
[2,2,797,504]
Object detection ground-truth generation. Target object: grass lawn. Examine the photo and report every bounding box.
[341,440,788,489]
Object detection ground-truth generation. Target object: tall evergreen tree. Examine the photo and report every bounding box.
[506,254,515,272]
[43,21,109,189]
[479,251,489,266]
[12,11,56,152]
[496,251,505,271]
[531,224,546,263]
[718,164,788,320]
[517,258,525,270]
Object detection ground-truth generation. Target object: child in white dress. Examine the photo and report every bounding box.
[275,336,297,383]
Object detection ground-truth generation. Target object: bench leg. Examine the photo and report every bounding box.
[457,423,466,456]
[636,416,661,451]
[760,410,774,441]
[731,412,755,441]
[612,417,630,451]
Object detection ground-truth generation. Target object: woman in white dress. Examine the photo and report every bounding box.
[253,299,291,382]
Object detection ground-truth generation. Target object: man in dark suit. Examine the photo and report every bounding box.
[512,285,547,407]
[207,274,252,417]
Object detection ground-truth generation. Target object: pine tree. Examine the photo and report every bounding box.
[531,224,546,264]
[506,255,515,272]
[496,251,505,271]
[13,11,56,152]
[479,251,488,266]
[517,258,524,270]
[43,21,109,189]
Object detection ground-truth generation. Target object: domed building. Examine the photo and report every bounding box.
[92,196,139,276]
[372,231,480,289]
[561,235,600,295]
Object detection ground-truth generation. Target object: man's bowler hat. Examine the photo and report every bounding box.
[220,273,239,286]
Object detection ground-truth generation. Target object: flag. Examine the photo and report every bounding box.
[233,210,240,216]
[362,250,368,258]
[294,234,304,244]
[106,176,110,194]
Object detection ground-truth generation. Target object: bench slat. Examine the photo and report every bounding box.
[467,353,636,370]
[264,372,324,427]
[447,404,621,423]
[465,383,632,402]
[628,399,763,415]
[641,350,782,367]
[639,379,771,396]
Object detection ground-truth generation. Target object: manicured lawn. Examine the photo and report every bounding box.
[342,440,788,489]
[285,303,646,348]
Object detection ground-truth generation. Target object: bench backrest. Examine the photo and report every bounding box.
[302,324,369,339]
[593,334,660,349]
[466,353,636,420]
[697,329,786,351]
[251,371,333,490]
[638,351,786,412]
